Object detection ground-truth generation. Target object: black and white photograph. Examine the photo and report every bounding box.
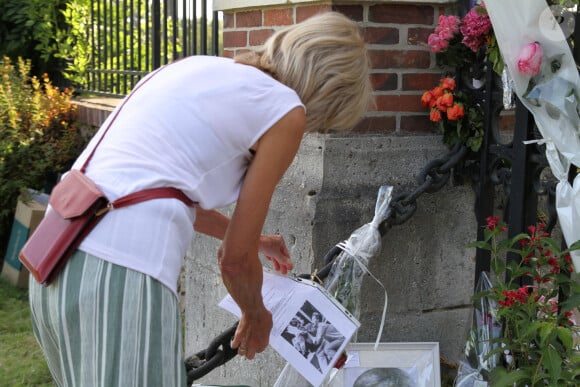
[281,301,345,373]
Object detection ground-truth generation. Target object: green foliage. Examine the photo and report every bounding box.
[0,0,68,83]
[443,90,484,153]
[472,217,580,386]
[0,57,87,256]
[0,0,90,88]
[56,0,91,87]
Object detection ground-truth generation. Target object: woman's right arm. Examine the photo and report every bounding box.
[194,206,293,274]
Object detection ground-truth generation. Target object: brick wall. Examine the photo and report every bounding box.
[221,2,458,134]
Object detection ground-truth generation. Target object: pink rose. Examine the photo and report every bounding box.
[460,5,492,52]
[517,42,543,76]
[427,34,449,53]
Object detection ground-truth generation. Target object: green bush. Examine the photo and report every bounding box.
[0,0,68,84]
[0,57,87,258]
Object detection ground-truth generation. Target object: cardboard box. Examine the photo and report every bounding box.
[1,191,48,287]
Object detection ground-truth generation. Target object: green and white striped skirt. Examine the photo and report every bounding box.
[29,250,186,387]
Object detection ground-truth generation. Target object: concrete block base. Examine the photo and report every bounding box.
[184,134,477,385]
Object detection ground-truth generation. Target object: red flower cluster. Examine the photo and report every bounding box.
[473,216,580,382]
[498,287,532,308]
[421,77,465,123]
[522,222,575,277]
[485,216,506,232]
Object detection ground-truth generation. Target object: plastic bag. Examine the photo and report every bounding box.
[324,185,392,320]
[455,271,501,386]
[454,361,488,387]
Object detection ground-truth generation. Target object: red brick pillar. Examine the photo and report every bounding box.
[216,1,460,134]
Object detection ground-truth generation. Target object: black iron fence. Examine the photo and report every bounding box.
[81,0,220,97]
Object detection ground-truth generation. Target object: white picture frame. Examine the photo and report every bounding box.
[325,342,441,387]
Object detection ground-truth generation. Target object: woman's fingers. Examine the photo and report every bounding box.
[260,234,293,274]
[232,309,272,360]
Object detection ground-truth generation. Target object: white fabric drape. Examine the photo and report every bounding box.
[485,0,580,268]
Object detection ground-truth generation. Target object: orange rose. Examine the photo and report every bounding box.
[421,91,436,108]
[431,86,444,98]
[441,77,456,92]
[421,91,433,106]
[429,108,442,122]
[436,93,454,111]
[447,103,465,121]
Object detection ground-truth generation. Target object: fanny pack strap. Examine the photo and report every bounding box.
[80,68,161,174]
[97,187,195,216]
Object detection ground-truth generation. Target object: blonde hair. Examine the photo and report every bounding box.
[235,12,373,132]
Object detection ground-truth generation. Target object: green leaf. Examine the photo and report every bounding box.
[491,367,530,387]
[542,236,561,251]
[539,322,556,344]
[567,239,580,252]
[496,240,513,254]
[556,326,573,351]
[491,256,506,277]
[509,233,529,247]
[524,320,543,337]
[543,346,562,382]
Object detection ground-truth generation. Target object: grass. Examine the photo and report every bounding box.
[0,278,53,387]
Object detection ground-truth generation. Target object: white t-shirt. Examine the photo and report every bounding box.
[72,56,304,295]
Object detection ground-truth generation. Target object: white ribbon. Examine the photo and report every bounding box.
[522,138,551,146]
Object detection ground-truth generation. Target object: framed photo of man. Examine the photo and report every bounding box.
[327,342,441,387]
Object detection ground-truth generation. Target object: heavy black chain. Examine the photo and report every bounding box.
[186,323,239,384]
[379,142,468,234]
[185,142,469,382]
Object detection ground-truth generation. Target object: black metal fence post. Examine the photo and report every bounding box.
[82,0,219,97]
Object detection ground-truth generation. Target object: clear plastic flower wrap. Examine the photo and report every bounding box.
[455,271,501,386]
[324,185,393,320]
[274,186,393,387]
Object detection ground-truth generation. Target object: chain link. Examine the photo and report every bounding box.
[186,323,239,384]
[380,143,468,231]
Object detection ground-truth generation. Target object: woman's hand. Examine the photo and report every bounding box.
[259,234,293,274]
[231,305,273,360]
[219,247,272,360]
